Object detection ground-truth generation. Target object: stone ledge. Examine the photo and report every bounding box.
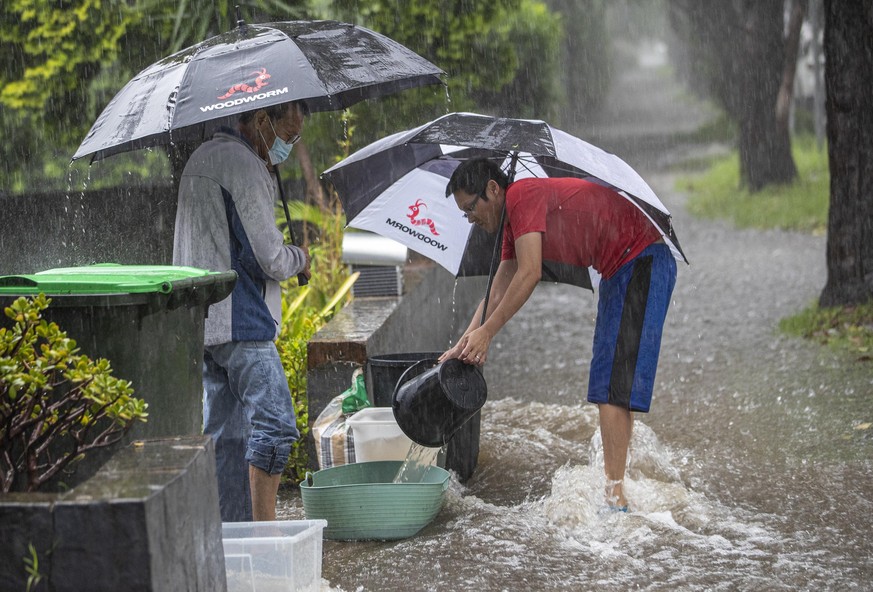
[307,297,399,369]
[0,436,225,592]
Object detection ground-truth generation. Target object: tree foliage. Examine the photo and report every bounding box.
[303,0,563,155]
[0,0,139,191]
[0,0,569,193]
[0,0,136,113]
[544,0,613,129]
[472,1,563,121]
[0,0,310,192]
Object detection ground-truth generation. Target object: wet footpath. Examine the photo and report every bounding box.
[278,41,873,591]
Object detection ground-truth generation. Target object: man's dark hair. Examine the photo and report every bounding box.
[445,157,509,199]
[239,100,309,125]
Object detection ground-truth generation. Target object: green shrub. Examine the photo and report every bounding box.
[275,306,318,485]
[0,294,148,492]
[276,196,358,485]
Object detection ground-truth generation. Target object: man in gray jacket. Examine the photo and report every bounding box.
[174,100,310,522]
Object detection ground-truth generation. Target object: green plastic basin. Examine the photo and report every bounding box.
[300,461,450,541]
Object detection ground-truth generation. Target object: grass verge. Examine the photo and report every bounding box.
[677,134,829,233]
[678,133,872,359]
[780,301,873,361]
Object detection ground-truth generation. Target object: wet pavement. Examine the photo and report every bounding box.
[278,40,873,591]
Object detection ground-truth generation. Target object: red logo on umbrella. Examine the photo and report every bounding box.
[407,199,439,236]
[218,68,271,99]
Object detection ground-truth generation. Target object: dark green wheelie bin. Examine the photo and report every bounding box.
[0,263,236,440]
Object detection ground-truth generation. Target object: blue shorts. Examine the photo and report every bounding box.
[587,243,676,413]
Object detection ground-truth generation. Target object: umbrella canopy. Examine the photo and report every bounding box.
[322,112,687,290]
[73,19,444,162]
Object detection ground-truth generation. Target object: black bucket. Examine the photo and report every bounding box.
[392,359,487,448]
[367,352,442,407]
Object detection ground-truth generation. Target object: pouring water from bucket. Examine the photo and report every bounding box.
[392,358,488,448]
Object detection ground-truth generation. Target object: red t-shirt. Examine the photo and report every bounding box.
[502,177,662,280]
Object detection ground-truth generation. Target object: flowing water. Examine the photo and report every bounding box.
[393,443,443,484]
[278,171,873,591]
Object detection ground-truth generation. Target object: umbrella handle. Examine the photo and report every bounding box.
[274,165,309,286]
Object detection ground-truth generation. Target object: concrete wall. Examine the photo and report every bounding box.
[0,185,176,275]
[0,436,226,592]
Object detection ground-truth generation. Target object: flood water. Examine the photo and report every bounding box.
[278,169,873,591]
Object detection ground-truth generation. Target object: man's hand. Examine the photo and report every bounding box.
[438,335,467,364]
[300,247,312,280]
[458,325,493,366]
[439,328,491,367]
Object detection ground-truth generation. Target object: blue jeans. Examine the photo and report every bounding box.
[203,341,299,522]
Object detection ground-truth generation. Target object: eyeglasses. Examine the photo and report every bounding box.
[269,118,301,145]
[461,193,483,218]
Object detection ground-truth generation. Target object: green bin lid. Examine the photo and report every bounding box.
[0,264,225,295]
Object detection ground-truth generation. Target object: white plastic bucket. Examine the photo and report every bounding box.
[346,407,414,462]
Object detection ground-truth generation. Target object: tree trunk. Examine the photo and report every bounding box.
[671,0,798,191]
[775,0,806,126]
[736,1,798,191]
[294,139,325,208]
[819,0,873,307]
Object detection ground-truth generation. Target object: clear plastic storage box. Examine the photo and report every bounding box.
[222,519,327,592]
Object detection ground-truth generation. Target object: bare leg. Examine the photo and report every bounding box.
[598,403,633,508]
[249,465,281,521]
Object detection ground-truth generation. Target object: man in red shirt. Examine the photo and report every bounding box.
[440,158,678,511]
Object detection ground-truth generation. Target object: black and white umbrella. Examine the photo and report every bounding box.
[322,112,686,291]
[73,19,444,162]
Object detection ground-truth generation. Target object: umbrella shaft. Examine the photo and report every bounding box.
[275,165,308,286]
[480,155,516,326]
[480,204,506,326]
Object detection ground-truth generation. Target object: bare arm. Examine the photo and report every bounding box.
[440,232,542,365]
[440,258,516,362]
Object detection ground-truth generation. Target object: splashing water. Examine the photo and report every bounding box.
[277,396,863,591]
[393,442,442,483]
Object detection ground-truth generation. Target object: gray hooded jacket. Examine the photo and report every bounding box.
[173,129,307,346]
